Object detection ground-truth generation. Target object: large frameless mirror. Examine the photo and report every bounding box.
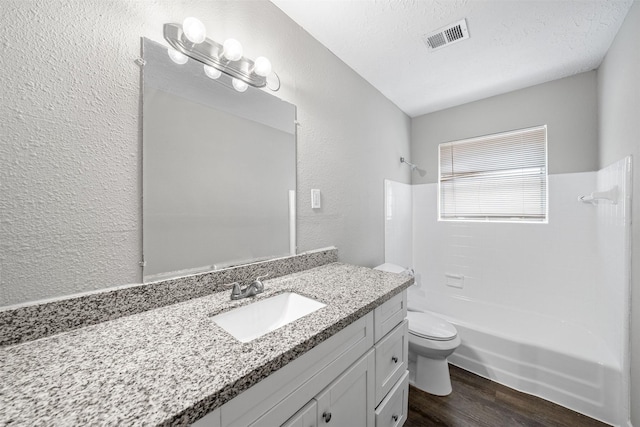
[142,38,296,282]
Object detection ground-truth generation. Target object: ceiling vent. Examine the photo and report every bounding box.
[422,19,469,51]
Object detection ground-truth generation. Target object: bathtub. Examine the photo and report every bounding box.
[408,287,624,426]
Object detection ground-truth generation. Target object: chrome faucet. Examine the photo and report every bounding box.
[230,273,270,300]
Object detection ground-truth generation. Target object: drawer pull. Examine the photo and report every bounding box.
[392,414,399,422]
[322,411,332,423]
[391,356,398,363]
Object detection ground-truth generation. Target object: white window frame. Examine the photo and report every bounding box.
[437,125,548,224]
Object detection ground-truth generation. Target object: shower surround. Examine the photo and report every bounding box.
[384,156,632,426]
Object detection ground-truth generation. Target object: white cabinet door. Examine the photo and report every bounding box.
[282,400,318,427]
[315,349,375,427]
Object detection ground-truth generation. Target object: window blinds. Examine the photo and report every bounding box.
[438,125,547,222]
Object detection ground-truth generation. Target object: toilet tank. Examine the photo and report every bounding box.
[374,263,409,274]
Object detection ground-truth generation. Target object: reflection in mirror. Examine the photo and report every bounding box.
[142,38,296,282]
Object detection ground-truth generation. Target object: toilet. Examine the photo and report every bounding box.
[374,263,461,396]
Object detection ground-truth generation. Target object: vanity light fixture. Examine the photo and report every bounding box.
[167,48,188,65]
[253,56,272,77]
[182,17,207,44]
[222,38,243,61]
[164,17,280,91]
[232,78,249,92]
[204,64,222,79]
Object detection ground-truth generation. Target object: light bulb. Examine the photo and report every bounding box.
[167,48,188,64]
[232,78,248,92]
[204,65,222,79]
[222,38,243,61]
[183,17,206,44]
[253,56,272,77]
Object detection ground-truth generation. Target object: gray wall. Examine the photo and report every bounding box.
[411,71,598,183]
[597,1,640,425]
[0,0,411,307]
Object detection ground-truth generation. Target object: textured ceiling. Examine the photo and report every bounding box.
[271,0,633,117]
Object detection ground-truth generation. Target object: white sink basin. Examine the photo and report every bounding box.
[212,292,326,343]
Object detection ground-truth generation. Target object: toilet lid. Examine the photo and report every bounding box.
[407,311,458,341]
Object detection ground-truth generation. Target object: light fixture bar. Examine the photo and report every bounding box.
[163,23,269,89]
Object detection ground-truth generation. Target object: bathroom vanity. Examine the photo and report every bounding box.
[197,289,409,427]
[0,258,412,426]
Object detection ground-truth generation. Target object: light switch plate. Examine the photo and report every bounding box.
[311,189,321,209]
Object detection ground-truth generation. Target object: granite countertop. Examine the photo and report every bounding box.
[1,262,412,426]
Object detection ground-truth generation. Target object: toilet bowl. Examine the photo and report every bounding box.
[407,311,461,395]
[374,263,461,396]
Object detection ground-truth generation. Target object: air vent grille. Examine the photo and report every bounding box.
[427,33,447,49]
[423,19,469,51]
[445,25,465,42]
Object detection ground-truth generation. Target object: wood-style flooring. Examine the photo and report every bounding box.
[405,365,610,427]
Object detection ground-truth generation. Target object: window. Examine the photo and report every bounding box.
[438,125,547,223]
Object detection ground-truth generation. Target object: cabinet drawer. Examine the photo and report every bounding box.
[375,320,408,405]
[375,371,409,427]
[374,291,407,342]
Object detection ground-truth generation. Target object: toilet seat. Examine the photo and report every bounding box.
[407,311,458,341]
